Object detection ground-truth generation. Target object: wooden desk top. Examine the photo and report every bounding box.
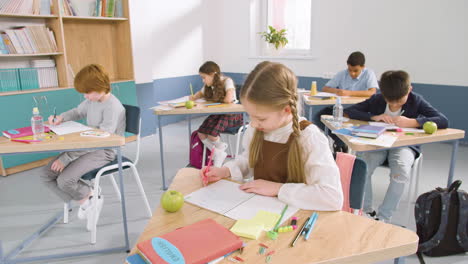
[152,103,245,116]
[130,168,418,264]
[321,115,465,152]
[303,94,367,106]
[0,132,125,154]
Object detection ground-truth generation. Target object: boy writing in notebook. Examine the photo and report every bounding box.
[345,70,449,222]
[201,61,343,211]
[314,51,379,152]
[40,64,125,229]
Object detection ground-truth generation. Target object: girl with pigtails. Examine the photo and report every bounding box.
[200,61,343,211]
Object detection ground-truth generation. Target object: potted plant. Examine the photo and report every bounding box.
[259,25,288,54]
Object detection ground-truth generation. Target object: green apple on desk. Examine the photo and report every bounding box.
[161,190,184,212]
[423,121,438,134]
[185,100,195,109]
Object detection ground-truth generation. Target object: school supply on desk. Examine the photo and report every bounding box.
[125,253,146,264]
[206,103,228,108]
[230,210,281,240]
[80,130,110,138]
[352,124,386,138]
[185,180,298,221]
[266,204,289,240]
[290,212,319,247]
[137,218,243,264]
[349,134,397,148]
[3,125,50,139]
[309,92,336,98]
[48,121,92,135]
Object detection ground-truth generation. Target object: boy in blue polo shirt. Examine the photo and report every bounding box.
[322,51,378,97]
[314,51,379,152]
[345,70,448,222]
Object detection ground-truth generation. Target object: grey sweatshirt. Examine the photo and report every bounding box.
[57,94,125,166]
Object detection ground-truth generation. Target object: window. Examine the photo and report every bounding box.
[250,0,315,58]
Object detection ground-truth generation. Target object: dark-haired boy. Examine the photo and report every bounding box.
[345,70,449,222]
[322,51,378,97]
[314,51,379,152]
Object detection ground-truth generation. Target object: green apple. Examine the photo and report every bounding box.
[423,121,438,134]
[185,100,195,109]
[161,190,184,213]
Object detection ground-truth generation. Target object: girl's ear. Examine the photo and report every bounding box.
[284,105,291,114]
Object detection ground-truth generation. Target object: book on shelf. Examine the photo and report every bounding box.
[1,25,57,54]
[0,0,51,15]
[0,68,20,92]
[136,218,243,264]
[351,124,386,139]
[60,0,122,17]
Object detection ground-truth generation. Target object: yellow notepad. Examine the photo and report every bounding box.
[230,219,264,240]
[230,210,281,240]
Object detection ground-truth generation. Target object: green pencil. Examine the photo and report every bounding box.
[190,83,194,96]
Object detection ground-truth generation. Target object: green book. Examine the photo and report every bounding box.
[0,69,20,92]
[18,68,40,90]
[106,0,115,17]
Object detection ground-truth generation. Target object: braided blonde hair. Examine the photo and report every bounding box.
[241,62,305,183]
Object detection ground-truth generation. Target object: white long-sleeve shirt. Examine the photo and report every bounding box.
[224,117,343,211]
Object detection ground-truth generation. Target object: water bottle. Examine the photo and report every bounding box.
[31,107,44,139]
[333,97,343,127]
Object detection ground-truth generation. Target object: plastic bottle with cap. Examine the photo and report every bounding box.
[333,97,343,127]
[310,81,317,96]
[31,107,44,139]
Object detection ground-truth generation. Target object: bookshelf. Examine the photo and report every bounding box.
[0,0,136,176]
[0,0,134,93]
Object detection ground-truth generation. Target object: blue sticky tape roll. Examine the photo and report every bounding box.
[151,237,185,264]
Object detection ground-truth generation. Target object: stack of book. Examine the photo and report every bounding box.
[0,59,58,92]
[32,59,58,88]
[0,25,58,54]
[0,0,51,15]
[61,0,123,17]
[351,125,386,139]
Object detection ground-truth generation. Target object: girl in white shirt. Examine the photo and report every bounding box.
[201,61,343,211]
[190,61,243,165]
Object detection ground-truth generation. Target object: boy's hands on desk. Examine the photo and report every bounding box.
[51,159,65,172]
[335,89,350,96]
[240,180,283,197]
[200,166,230,184]
[392,116,419,128]
[371,114,394,124]
[48,115,63,125]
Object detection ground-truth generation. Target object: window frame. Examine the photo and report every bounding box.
[249,0,317,59]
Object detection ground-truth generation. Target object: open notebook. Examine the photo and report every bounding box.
[184,180,298,222]
[49,121,92,135]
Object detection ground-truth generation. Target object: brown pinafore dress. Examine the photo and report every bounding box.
[254,120,311,183]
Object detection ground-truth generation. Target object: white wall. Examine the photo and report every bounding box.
[129,0,210,83]
[208,0,468,86]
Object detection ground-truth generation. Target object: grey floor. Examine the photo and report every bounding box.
[0,117,467,264]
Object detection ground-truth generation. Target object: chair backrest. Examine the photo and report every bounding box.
[235,84,243,104]
[335,153,367,212]
[124,104,140,135]
[123,104,141,164]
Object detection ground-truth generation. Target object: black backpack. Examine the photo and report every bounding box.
[414,180,468,263]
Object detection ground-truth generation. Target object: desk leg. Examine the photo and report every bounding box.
[157,115,168,190]
[394,256,406,264]
[447,139,459,187]
[188,115,192,156]
[117,147,130,252]
[308,104,313,121]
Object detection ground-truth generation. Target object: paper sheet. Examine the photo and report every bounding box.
[349,134,398,148]
[49,121,92,135]
[185,180,298,222]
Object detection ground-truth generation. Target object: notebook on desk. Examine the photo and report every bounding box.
[2,125,50,139]
[352,124,386,139]
[137,218,243,264]
[184,180,298,222]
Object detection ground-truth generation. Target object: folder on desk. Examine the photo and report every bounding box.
[137,218,243,264]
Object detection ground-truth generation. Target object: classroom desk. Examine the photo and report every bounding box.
[0,132,129,264]
[130,168,419,264]
[302,93,367,121]
[152,103,246,190]
[321,115,465,187]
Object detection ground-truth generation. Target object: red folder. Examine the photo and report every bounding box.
[2,125,50,139]
[137,218,243,264]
